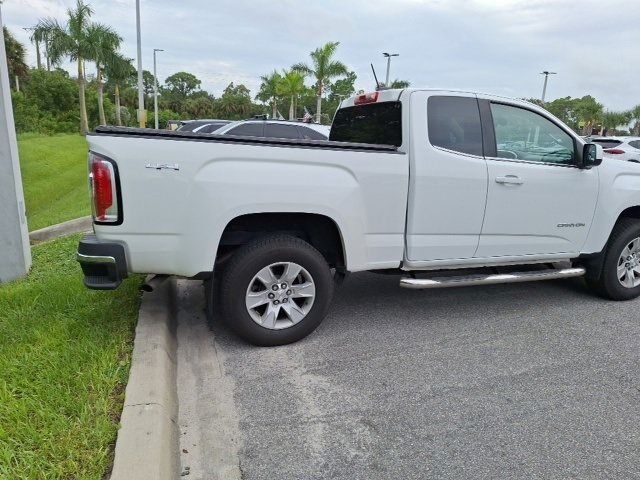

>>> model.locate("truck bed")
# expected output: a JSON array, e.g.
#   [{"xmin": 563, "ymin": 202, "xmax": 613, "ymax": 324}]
[{"xmin": 92, "ymin": 126, "xmax": 400, "ymax": 153}]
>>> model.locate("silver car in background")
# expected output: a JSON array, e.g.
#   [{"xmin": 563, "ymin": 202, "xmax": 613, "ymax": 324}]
[{"xmin": 588, "ymin": 136, "xmax": 640, "ymax": 163}]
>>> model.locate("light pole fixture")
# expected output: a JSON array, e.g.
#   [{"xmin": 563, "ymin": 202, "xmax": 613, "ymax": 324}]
[
  {"xmin": 540, "ymin": 71, "xmax": 557, "ymax": 103},
  {"xmin": 383, "ymin": 52, "xmax": 399, "ymax": 88},
  {"xmin": 153, "ymin": 48, "xmax": 163, "ymax": 129},
  {"xmin": 135, "ymin": 0, "xmax": 145, "ymax": 127}
]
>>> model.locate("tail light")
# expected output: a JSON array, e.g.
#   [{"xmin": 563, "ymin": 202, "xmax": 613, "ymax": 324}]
[
  {"xmin": 89, "ymin": 152, "xmax": 120, "ymax": 223},
  {"xmin": 603, "ymin": 148, "xmax": 625, "ymax": 155},
  {"xmin": 354, "ymin": 92, "xmax": 379, "ymax": 105}
]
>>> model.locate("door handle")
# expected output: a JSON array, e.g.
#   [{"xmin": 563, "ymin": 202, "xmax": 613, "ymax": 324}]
[{"xmin": 495, "ymin": 175, "xmax": 523, "ymax": 185}]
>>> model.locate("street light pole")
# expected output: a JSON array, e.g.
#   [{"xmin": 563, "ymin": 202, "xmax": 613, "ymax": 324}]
[
  {"xmin": 153, "ymin": 48, "xmax": 163, "ymax": 129},
  {"xmin": 135, "ymin": 0, "xmax": 145, "ymax": 127},
  {"xmin": 383, "ymin": 52, "xmax": 399, "ymax": 87},
  {"xmin": 540, "ymin": 70, "xmax": 557, "ymax": 103},
  {"xmin": 0, "ymin": 4, "xmax": 31, "ymax": 283}
]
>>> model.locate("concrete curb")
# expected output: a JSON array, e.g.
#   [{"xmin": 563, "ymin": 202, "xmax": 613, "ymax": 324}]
[
  {"xmin": 110, "ymin": 278, "xmax": 180, "ymax": 480},
  {"xmin": 29, "ymin": 216, "xmax": 92, "ymax": 244}
]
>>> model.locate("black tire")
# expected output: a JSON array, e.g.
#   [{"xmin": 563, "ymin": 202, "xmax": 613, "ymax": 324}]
[
  {"xmin": 218, "ymin": 235, "xmax": 333, "ymax": 346},
  {"xmin": 586, "ymin": 218, "xmax": 640, "ymax": 300}
]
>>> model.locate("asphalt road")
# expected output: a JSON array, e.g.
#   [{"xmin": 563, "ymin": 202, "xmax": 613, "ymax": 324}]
[{"xmin": 176, "ymin": 273, "xmax": 640, "ymax": 480}]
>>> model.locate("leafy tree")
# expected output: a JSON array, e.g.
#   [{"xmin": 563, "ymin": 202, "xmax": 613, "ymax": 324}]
[
  {"xmin": 574, "ymin": 95, "xmax": 604, "ymax": 135},
  {"xmin": 328, "ymin": 71, "xmax": 357, "ymax": 100},
  {"xmin": 277, "ymin": 70, "xmax": 306, "ymax": 120},
  {"xmin": 184, "ymin": 95, "xmax": 214, "ymax": 118},
  {"xmin": 86, "ymin": 22, "xmax": 121, "ymax": 125},
  {"xmin": 38, "ymin": 0, "xmax": 99, "ymax": 133},
  {"xmin": 600, "ymin": 111, "xmax": 631, "ymax": 135},
  {"xmin": 321, "ymin": 70, "xmax": 358, "ymax": 122},
  {"xmin": 544, "ymin": 95, "xmax": 604, "ymax": 134},
  {"xmin": 104, "ymin": 53, "xmax": 135, "ymax": 125},
  {"xmin": 218, "ymin": 82, "xmax": 253, "ymax": 119},
  {"xmin": 256, "ymin": 70, "xmax": 283, "ymax": 119},
  {"xmin": 293, "ymin": 41, "xmax": 348, "ymax": 122},
  {"xmin": 3, "ymin": 27, "xmax": 28, "ymax": 90},
  {"xmin": 164, "ymin": 71, "xmax": 201, "ymax": 97},
  {"xmin": 11, "ymin": 68, "xmax": 79, "ymax": 134},
  {"xmin": 630, "ymin": 105, "xmax": 640, "ymax": 135}
]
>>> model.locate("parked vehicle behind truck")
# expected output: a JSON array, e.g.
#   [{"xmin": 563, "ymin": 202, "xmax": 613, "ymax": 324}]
[{"xmin": 78, "ymin": 88, "xmax": 640, "ymax": 346}]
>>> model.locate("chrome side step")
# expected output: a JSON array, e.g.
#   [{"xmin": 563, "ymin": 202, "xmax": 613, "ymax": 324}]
[{"xmin": 399, "ymin": 267, "xmax": 585, "ymax": 289}]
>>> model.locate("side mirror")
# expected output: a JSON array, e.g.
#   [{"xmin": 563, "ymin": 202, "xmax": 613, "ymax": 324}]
[{"xmin": 580, "ymin": 143, "xmax": 603, "ymax": 169}]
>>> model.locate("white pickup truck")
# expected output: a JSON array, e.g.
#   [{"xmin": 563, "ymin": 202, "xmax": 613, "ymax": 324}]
[{"xmin": 78, "ymin": 88, "xmax": 640, "ymax": 346}]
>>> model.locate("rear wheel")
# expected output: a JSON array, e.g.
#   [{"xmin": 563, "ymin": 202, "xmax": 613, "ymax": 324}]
[
  {"xmin": 586, "ymin": 218, "xmax": 640, "ymax": 300},
  {"xmin": 218, "ymin": 235, "xmax": 333, "ymax": 346}
]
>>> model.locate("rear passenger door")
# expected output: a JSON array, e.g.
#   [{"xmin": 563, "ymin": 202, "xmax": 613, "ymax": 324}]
[{"xmin": 405, "ymin": 91, "xmax": 489, "ymax": 262}]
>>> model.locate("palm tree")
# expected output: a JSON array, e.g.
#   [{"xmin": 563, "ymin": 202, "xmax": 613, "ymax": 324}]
[
  {"xmin": 600, "ymin": 111, "xmax": 632, "ymax": 135},
  {"xmin": 387, "ymin": 79, "xmax": 410, "ymax": 89},
  {"xmin": 293, "ymin": 41, "xmax": 348, "ymax": 123},
  {"xmin": 104, "ymin": 53, "xmax": 134, "ymax": 126},
  {"xmin": 277, "ymin": 70, "xmax": 306, "ymax": 120},
  {"xmin": 38, "ymin": 0, "xmax": 96, "ymax": 134},
  {"xmin": 86, "ymin": 22, "xmax": 121, "ymax": 125},
  {"xmin": 256, "ymin": 70, "xmax": 282, "ymax": 119},
  {"xmin": 27, "ymin": 27, "xmax": 42, "ymax": 70}
]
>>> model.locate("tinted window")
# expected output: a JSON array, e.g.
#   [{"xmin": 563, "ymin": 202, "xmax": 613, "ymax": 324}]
[
  {"xmin": 491, "ymin": 103, "xmax": 575, "ymax": 164},
  {"xmin": 591, "ymin": 139, "xmax": 623, "ymax": 148},
  {"xmin": 298, "ymin": 126, "xmax": 327, "ymax": 140},
  {"xmin": 177, "ymin": 122, "xmax": 205, "ymax": 132},
  {"xmin": 264, "ymin": 123, "xmax": 301, "ymax": 139},
  {"xmin": 427, "ymin": 96, "xmax": 483, "ymax": 156},
  {"xmin": 198, "ymin": 122, "xmax": 227, "ymax": 133},
  {"xmin": 628, "ymin": 140, "xmax": 640, "ymax": 149},
  {"xmin": 330, "ymin": 101, "xmax": 402, "ymax": 146},
  {"xmin": 227, "ymin": 123, "xmax": 264, "ymax": 137}
]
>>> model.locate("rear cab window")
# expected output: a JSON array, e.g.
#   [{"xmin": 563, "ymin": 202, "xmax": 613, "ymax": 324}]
[{"xmin": 330, "ymin": 101, "xmax": 402, "ymax": 146}]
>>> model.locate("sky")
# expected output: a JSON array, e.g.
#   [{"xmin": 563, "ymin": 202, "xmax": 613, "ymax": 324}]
[{"xmin": 2, "ymin": 0, "xmax": 639, "ymax": 111}]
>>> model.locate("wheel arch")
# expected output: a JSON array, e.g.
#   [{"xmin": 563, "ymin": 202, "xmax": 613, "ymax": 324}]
[{"xmin": 215, "ymin": 212, "xmax": 347, "ymax": 272}]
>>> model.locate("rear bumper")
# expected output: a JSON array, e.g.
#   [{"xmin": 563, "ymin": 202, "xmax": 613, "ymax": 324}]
[{"xmin": 77, "ymin": 234, "xmax": 128, "ymax": 290}]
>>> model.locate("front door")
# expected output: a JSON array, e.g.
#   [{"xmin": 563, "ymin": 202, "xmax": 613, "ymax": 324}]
[{"xmin": 476, "ymin": 101, "xmax": 598, "ymax": 258}]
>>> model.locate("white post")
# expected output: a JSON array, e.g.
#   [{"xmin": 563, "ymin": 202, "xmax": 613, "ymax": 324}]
[
  {"xmin": 382, "ymin": 52, "xmax": 398, "ymax": 88},
  {"xmin": 0, "ymin": 4, "xmax": 31, "ymax": 283},
  {"xmin": 135, "ymin": 0, "xmax": 146, "ymax": 127},
  {"xmin": 385, "ymin": 56, "xmax": 391, "ymax": 87},
  {"xmin": 153, "ymin": 48, "xmax": 163, "ymax": 129}
]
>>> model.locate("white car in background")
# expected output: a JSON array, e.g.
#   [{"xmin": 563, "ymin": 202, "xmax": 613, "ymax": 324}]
[
  {"xmin": 214, "ymin": 119, "xmax": 329, "ymax": 140},
  {"xmin": 588, "ymin": 136, "xmax": 640, "ymax": 163}
]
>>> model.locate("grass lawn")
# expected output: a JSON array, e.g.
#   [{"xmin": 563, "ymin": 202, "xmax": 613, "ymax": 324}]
[
  {"xmin": 17, "ymin": 133, "xmax": 90, "ymax": 232},
  {"xmin": 0, "ymin": 234, "xmax": 141, "ymax": 479}
]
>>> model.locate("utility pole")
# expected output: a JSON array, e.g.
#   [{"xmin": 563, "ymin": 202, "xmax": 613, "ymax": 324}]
[
  {"xmin": 0, "ymin": 4, "xmax": 31, "ymax": 283},
  {"xmin": 135, "ymin": 0, "xmax": 146, "ymax": 127},
  {"xmin": 153, "ymin": 48, "xmax": 163, "ymax": 129},
  {"xmin": 540, "ymin": 70, "xmax": 556, "ymax": 103},
  {"xmin": 383, "ymin": 52, "xmax": 399, "ymax": 88}
]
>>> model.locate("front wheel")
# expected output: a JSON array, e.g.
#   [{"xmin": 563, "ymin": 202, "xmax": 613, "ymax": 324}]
[
  {"xmin": 586, "ymin": 218, "xmax": 640, "ymax": 300},
  {"xmin": 218, "ymin": 235, "xmax": 334, "ymax": 346}
]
